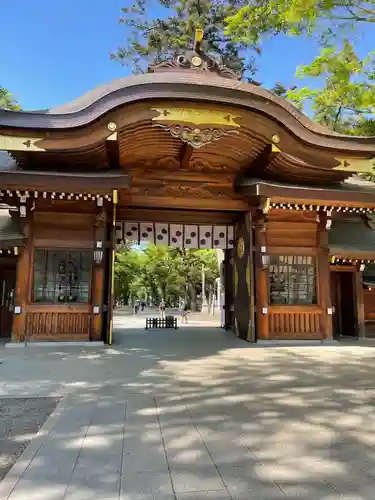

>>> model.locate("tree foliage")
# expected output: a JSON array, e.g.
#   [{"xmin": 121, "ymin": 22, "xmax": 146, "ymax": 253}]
[
  {"xmin": 0, "ymin": 87, "xmax": 20, "ymax": 110},
  {"xmin": 111, "ymin": 0, "xmax": 258, "ymax": 79},
  {"xmin": 114, "ymin": 244, "xmax": 219, "ymax": 307},
  {"xmin": 285, "ymin": 41, "xmax": 375, "ymax": 132},
  {"xmin": 225, "ymin": 0, "xmax": 375, "ymax": 46}
]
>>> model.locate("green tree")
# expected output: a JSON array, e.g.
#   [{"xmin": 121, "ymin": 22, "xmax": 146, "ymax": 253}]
[
  {"xmin": 114, "ymin": 245, "xmax": 145, "ymax": 304},
  {"xmin": 111, "ymin": 0, "xmax": 258, "ymax": 79},
  {"xmin": 285, "ymin": 41, "xmax": 375, "ymax": 132},
  {"xmin": 0, "ymin": 87, "xmax": 20, "ymax": 110},
  {"xmin": 225, "ymin": 0, "xmax": 375, "ymax": 46},
  {"xmin": 114, "ymin": 244, "xmax": 220, "ymax": 308}
]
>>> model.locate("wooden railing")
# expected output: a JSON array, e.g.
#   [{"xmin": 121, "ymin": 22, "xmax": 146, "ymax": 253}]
[
  {"xmin": 269, "ymin": 306, "xmax": 323, "ymax": 339},
  {"xmin": 26, "ymin": 308, "xmax": 91, "ymax": 340}
]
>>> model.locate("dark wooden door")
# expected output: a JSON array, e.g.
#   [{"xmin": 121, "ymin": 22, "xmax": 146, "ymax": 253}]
[
  {"xmin": 330, "ymin": 272, "xmax": 339, "ymax": 338},
  {"xmin": 233, "ymin": 213, "xmax": 255, "ymax": 341},
  {"xmin": 0, "ymin": 270, "xmax": 15, "ymax": 338},
  {"xmin": 339, "ymin": 272, "xmax": 357, "ymax": 336},
  {"xmin": 330, "ymin": 271, "xmax": 357, "ymax": 337}
]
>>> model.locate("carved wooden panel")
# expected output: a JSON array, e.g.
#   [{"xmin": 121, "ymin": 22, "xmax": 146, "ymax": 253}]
[
  {"xmin": 26, "ymin": 312, "xmax": 91, "ymax": 340},
  {"xmin": 269, "ymin": 309, "xmax": 322, "ymax": 339}
]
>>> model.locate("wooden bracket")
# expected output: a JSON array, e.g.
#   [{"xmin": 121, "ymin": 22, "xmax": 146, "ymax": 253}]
[{"xmin": 180, "ymin": 143, "xmax": 194, "ymax": 169}]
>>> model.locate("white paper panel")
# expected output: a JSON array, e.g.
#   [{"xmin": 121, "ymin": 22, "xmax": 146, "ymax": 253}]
[
  {"xmin": 199, "ymin": 226, "xmax": 213, "ymax": 249},
  {"xmin": 170, "ymin": 224, "xmax": 183, "ymax": 247},
  {"xmin": 116, "ymin": 222, "xmax": 124, "ymax": 242},
  {"xmin": 213, "ymin": 226, "xmax": 227, "ymax": 249},
  {"xmin": 227, "ymin": 226, "xmax": 234, "ymax": 249},
  {"xmin": 122, "ymin": 222, "xmax": 235, "ymax": 249},
  {"xmin": 155, "ymin": 223, "xmax": 169, "ymax": 245},
  {"xmin": 140, "ymin": 222, "xmax": 155, "ymax": 244},
  {"xmin": 184, "ymin": 225, "xmax": 198, "ymax": 248},
  {"xmin": 124, "ymin": 222, "xmax": 139, "ymax": 243}
]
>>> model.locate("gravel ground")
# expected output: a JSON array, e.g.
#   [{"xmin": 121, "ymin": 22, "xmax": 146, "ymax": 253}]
[{"xmin": 0, "ymin": 397, "xmax": 60, "ymax": 481}]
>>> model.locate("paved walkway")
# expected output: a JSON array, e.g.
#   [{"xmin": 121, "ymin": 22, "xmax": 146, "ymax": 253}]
[{"xmin": 1, "ymin": 313, "xmax": 375, "ymax": 498}]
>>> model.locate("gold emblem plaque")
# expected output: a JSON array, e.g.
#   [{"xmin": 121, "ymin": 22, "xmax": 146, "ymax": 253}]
[{"xmin": 237, "ymin": 237, "xmax": 245, "ymax": 259}]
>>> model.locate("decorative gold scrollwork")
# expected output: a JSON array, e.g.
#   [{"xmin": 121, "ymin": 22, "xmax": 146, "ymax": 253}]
[
  {"xmin": 155, "ymin": 123, "xmax": 238, "ymax": 149},
  {"xmin": 237, "ymin": 237, "xmax": 245, "ymax": 259}
]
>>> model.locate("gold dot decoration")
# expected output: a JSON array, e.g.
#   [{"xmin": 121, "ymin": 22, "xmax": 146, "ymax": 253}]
[
  {"xmin": 191, "ymin": 56, "xmax": 202, "ymax": 67},
  {"xmin": 107, "ymin": 122, "xmax": 117, "ymax": 132},
  {"xmin": 237, "ymin": 237, "xmax": 245, "ymax": 258},
  {"xmin": 272, "ymin": 134, "xmax": 280, "ymax": 144}
]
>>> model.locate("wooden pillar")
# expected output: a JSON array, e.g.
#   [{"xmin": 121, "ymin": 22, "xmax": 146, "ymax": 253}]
[
  {"xmin": 233, "ymin": 212, "xmax": 254, "ymax": 341},
  {"xmin": 106, "ymin": 190, "xmax": 118, "ymax": 345},
  {"xmin": 317, "ymin": 211, "xmax": 333, "ymax": 339},
  {"xmin": 223, "ymin": 249, "xmax": 233, "ymax": 329},
  {"xmin": 255, "ymin": 217, "xmax": 269, "ymax": 340},
  {"xmin": 355, "ymin": 268, "xmax": 365, "ymax": 338},
  {"xmin": 91, "ymin": 209, "xmax": 107, "ymax": 341},
  {"xmin": 12, "ymin": 216, "xmax": 33, "ymax": 342}
]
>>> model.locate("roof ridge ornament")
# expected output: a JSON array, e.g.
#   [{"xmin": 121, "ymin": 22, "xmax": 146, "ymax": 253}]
[{"xmin": 148, "ymin": 28, "xmax": 241, "ymax": 81}]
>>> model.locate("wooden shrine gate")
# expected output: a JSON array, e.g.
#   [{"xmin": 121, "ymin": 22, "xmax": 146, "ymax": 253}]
[{"xmin": 114, "ymin": 214, "xmax": 256, "ymax": 342}]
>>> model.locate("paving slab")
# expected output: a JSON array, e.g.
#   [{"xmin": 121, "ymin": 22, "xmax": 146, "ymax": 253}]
[{"xmin": 120, "ymin": 469, "xmax": 174, "ymax": 499}]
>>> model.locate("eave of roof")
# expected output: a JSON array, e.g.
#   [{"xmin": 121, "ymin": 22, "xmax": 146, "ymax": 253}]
[
  {"xmin": 240, "ymin": 176, "xmax": 375, "ymax": 205},
  {"xmin": 0, "ymin": 152, "xmax": 129, "ymax": 192},
  {"xmin": 1, "ymin": 71, "xmax": 375, "ymax": 155},
  {"xmin": 329, "ymin": 217, "xmax": 375, "ymax": 258},
  {"xmin": 0, "ymin": 209, "xmax": 24, "ymax": 248}
]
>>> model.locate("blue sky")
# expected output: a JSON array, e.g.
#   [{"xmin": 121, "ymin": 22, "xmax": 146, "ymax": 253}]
[{"xmin": 1, "ymin": 1, "xmax": 374, "ymax": 110}]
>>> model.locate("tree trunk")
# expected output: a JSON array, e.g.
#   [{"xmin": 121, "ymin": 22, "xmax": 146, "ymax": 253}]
[{"xmin": 189, "ymin": 283, "xmax": 197, "ymax": 311}]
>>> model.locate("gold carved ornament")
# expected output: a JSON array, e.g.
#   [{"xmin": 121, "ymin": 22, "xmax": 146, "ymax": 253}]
[
  {"xmin": 234, "ymin": 264, "xmax": 238, "ymax": 297},
  {"xmin": 246, "ymin": 264, "xmax": 251, "ymax": 297},
  {"xmin": 333, "ymin": 157, "xmax": 375, "ymax": 174},
  {"xmin": 152, "ymin": 107, "xmax": 241, "ymax": 149},
  {"xmin": 0, "ymin": 135, "xmax": 45, "ymax": 152},
  {"xmin": 237, "ymin": 236, "xmax": 245, "ymax": 259},
  {"xmin": 155, "ymin": 124, "xmax": 237, "ymax": 149}
]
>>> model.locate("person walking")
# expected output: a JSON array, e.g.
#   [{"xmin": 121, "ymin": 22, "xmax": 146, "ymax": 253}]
[
  {"xmin": 179, "ymin": 299, "xmax": 189, "ymax": 324},
  {"xmin": 134, "ymin": 300, "xmax": 139, "ymax": 314},
  {"xmin": 159, "ymin": 299, "xmax": 166, "ymax": 319}
]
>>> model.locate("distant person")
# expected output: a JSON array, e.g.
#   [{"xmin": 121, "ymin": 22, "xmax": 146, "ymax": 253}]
[
  {"xmin": 159, "ymin": 299, "xmax": 166, "ymax": 319},
  {"xmin": 141, "ymin": 301, "xmax": 145, "ymax": 312},
  {"xmin": 134, "ymin": 300, "xmax": 140, "ymax": 314},
  {"xmin": 180, "ymin": 300, "xmax": 189, "ymax": 324}
]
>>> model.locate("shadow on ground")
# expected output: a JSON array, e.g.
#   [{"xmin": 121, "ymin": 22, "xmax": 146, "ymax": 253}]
[{"xmin": 1, "ymin": 311, "xmax": 375, "ymax": 498}]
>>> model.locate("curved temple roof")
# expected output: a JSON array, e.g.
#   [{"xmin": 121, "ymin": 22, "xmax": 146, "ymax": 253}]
[
  {"xmin": 0, "ymin": 61, "xmax": 375, "ymax": 156},
  {"xmin": 1, "ymin": 49, "xmax": 375, "ymax": 200}
]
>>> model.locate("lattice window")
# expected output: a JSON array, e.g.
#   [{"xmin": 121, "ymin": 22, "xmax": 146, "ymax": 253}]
[
  {"xmin": 268, "ymin": 255, "xmax": 317, "ymax": 305},
  {"xmin": 33, "ymin": 249, "xmax": 91, "ymax": 303}
]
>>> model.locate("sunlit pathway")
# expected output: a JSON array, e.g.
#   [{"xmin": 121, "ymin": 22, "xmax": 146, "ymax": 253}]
[{"xmin": 1, "ymin": 311, "xmax": 375, "ymax": 498}]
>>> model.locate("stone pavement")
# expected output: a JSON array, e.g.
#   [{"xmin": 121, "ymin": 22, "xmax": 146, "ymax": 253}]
[{"xmin": 1, "ymin": 313, "xmax": 375, "ymax": 498}]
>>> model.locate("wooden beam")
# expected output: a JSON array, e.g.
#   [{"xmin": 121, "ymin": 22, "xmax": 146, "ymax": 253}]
[
  {"xmin": 105, "ymin": 136, "xmax": 120, "ymax": 170},
  {"xmin": 180, "ymin": 143, "xmax": 194, "ymax": 169},
  {"xmin": 236, "ymin": 144, "xmax": 279, "ymax": 186},
  {"xmin": 116, "ymin": 208, "xmax": 240, "ymax": 224},
  {"xmin": 124, "ymin": 194, "xmax": 248, "ymax": 211}
]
